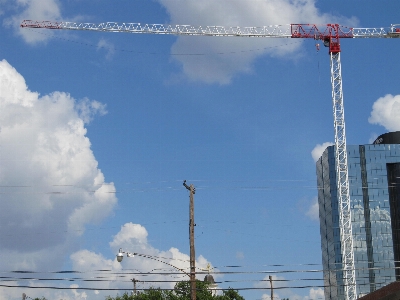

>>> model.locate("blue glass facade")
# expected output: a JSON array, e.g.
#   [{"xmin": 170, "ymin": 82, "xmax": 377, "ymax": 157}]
[{"xmin": 317, "ymin": 142, "xmax": 400, "ymax": 299}]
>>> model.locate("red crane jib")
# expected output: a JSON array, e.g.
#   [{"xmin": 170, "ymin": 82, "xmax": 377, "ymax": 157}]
[{"xmin": 291, "ymin": 24, "xmax": 353, "ymax": 53}]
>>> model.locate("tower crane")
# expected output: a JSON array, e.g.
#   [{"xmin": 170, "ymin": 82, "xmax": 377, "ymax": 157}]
[{"xmin": 20, "ymin": 20, "xmax": 400, "ymax": 300}]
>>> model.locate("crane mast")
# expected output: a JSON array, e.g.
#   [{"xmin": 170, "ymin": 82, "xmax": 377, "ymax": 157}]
[
  {"xmin": 330, "ymin": 50, "xmax": 356, "ymax": 300},
  {"xmin": 295, "ymin": 23, "xmax": 356, "ymax": 300},
  {"xmin": 21, "ymin": 20, "xmax": 400, "ymax": 300}
]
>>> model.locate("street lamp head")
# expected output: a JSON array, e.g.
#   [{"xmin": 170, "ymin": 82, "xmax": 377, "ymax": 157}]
[{"xmin": 117, "ymin": 248, "xmax": 124, "ymax": 263}]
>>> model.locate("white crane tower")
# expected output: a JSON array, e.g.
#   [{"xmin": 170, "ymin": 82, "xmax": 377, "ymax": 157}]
[{"xmin": 21, "ymin": 20, "xmax": 400, "ymax": 300}]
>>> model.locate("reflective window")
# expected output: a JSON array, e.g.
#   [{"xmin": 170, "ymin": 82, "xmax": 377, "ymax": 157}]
[{"xmin": 317, "ymin": 144, "xmax": 400, "ymax": 299}]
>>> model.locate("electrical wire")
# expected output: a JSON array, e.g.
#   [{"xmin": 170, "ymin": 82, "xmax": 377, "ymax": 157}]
[
  {"xmin": 0, "ymin": 177, "xmax": 391, "ymax": 194},
  {"xmin": 24, "ymin": 28, "xmax": 303, "ymax": 57},
  {"xmin": 1, "ymin": 265, "xmax": 398, "ymax": 279}
]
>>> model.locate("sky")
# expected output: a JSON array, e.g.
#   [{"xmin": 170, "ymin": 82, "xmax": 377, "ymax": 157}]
[{"xmin": 1, "ymin": 1, "xmax": 400, "ymax": 299}]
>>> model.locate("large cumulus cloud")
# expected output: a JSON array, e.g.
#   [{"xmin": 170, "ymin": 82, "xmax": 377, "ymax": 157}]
[
  {"xmin": 0, "ymin": 59, "xmax": 117, "ymax": 273},
  {"xmin": 5, "ymin": 0, "xmax": 358, "ymax": 83},
  {"xmin": 0, "ymin": 62, "xmax": 213, "ymax": 299},
  {"xmin": 159, "ymin": 0, "xmax": 358, "ymax": 84}
]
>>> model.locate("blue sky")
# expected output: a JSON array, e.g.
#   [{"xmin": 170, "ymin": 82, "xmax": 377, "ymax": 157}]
[{"xmin": 1, "ymin": 1, "xmax": 400, "ymax": 299}]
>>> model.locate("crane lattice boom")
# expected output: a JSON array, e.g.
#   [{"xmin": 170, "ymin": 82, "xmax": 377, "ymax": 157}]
[
  {"xmin": 20, "ymin": 19, "xmax": 400, "ymax": 300},
  {"xmin": 21, "ymin": 20, "xmax": 400, "ymax": 39}
]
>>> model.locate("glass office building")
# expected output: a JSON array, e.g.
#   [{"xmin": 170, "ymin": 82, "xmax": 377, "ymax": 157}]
[{"xmin": 317, "ymin": 131, "xmax": 400, "ymax": 299}]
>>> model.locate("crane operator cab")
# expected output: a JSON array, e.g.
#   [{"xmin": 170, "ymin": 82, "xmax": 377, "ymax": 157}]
[{"xmin": 388, "ymin": 24, "xmax": 400, "ymax": 37}]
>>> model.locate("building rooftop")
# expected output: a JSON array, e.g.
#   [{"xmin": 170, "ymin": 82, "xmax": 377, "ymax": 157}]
[{"xmin": 373, "ymin": 131, "xmax": 400, "ymax": 145}]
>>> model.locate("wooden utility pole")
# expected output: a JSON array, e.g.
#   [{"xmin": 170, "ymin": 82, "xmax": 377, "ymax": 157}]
[
  {"xmin": 183, "ymin": 180, "xmax": 196, "ymax": 300},
  {"xmin": 269, "ymin": 275, "xmax": 274, "ymax": 300},
  {"xmin": 131, "ymin": 278, "xmax": 138, "ymax": 295}
]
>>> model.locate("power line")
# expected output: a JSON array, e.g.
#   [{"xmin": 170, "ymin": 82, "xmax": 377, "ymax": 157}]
[
  {"xmin": 3, "ymin": 265, "xmax": 399, "ymax": 278},
  {"xmin": 24, "ymin": 28, "xmax": 303, "ymax": 56}
]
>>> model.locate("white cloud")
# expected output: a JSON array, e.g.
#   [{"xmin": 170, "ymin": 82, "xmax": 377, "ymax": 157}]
[
  {"xmin": 158, "ymin": 0, "xmax": 358, "ymax": 84},
  {"xmin": 70, "ymin": 284, "xmax": 88, "ymax": 300},
  {"xmin": 257, "ymin": 274, "xmax": 324, "ymax": 299},
  {"xmin": 369, "ymin": 94, "xmax": 400, "ymax": 131},
  {"xmin": 7, "ymin": 0, "xmax": 358, "ymax": 82},
  {"xmin": 75, "ymin": 97, "xmax": 108, "ymax": 124},
  {"xmin": 306, "ymin": 196, "xmax": 319, "ymax": 221},
  {"xmin": 108, "ymin": 223, "xmax": 214, "ymax": 279},
  {"xmin": 97, "ymin": 38, "xmax": 116, "ymax": 60},
  {"xmin": 308, "ymin": 288, "xmax": 325, "ymax": 299},
  {"xmin": 311, "ymin": 142, "xmax": 333, "ymax": 162},
  {"xmin": 67, "ymin": 223, "xmax": 216, "ymax": 298},
  {"xmin": 0, "ymin": 55, "xmax": 217, "ymax": 300},
  {"xmin": 0, "ymin": 59, "xmax": 117, "ymax": 298},
  {"xmin": 4, "ymin": 0, "xmax": 62, "ymax": 44}
]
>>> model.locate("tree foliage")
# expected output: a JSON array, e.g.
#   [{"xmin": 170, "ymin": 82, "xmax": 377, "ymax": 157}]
[
  {"xmin": 218, "ymin": 288, "xmax": 245, "ymax": 300},
  {"xmin": 105, "ymin": 280, "xmax": 244, "ymax": 300},
  {"xmin": 105, "ymin": 287, "xmax": 173, "ymax": 300},
  {"xmin": 173, "ymin": 280, "xmax": 213, "ymax": 300}
]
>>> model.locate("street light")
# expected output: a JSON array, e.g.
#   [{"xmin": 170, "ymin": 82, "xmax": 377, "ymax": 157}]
[
  {"xmin": 116, "ymin": 248, "xmax": 135, "ymax": 262},
  {"xmin": 116, "ymin": 248, "xmax": 190, "ymax": 277},
  {"xmin": 116, "ymin": 249, "xmax": 124, "ymax": 262}
]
